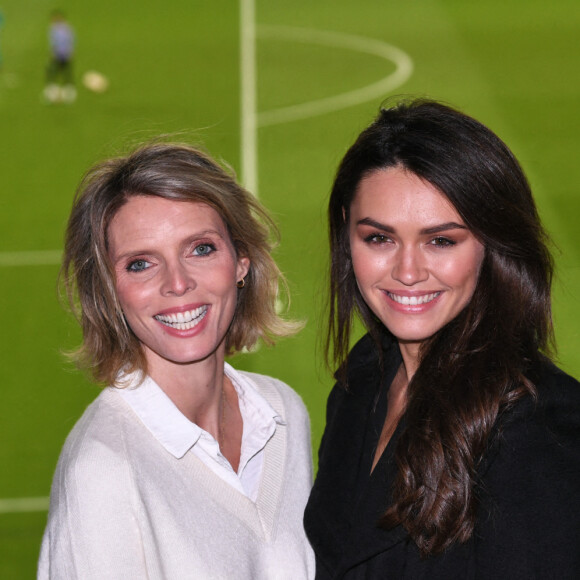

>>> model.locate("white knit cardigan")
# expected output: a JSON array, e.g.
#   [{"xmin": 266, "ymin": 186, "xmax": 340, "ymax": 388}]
[{"xmin": 38, "ymin": 370, "xmax": 315, "ymax": 579}]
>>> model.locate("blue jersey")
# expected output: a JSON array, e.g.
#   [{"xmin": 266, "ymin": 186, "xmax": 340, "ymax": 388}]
[{"xmin": 49, "ymin": 22, "xmax": 74, "ymax": 60}]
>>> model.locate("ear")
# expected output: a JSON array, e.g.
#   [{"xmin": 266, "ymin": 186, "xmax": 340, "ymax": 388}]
[
  {"xmin": 236, "ymin": 256, "xmax": 250, "ymax": 282},
  {"xmin": 342, "ymin": 206, "xmax": 347, "ymax": 223}
]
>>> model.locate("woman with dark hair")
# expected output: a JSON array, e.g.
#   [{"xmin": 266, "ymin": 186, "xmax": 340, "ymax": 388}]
[
  {"xmin": 304, "ymin": 99, "xmax": 580, "ymax": 578},
  {"xmin": 38, "ymin": 142, "xmax": 314, "ymax": 579}
]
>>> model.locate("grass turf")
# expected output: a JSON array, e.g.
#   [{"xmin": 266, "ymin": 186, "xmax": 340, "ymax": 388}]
[{"xmin": 1, "ymin": 0, "xmax": 579, "ymax": 576}]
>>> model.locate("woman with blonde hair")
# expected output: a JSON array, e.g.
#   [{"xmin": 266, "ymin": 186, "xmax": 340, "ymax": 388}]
[{"xmin": 39, "ymin": 142, "xmax": 314, "ymax": 579}]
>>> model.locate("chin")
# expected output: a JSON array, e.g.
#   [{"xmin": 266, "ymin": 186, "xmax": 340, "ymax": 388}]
[{"xmin": 386, "ymin": 327, "xmax": 439, "ymax": 345}]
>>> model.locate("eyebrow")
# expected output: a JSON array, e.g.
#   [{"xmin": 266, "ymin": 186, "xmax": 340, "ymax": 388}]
[
  {"xmin": 356, "ymin": 217, "xmax": 468, "ymax": 235},
  {"xmin": 111, "ymin": 229, "xmax": 226, "ymax": 262}
]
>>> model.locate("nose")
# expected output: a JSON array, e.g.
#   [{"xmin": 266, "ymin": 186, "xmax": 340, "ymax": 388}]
[
  {"xmin": 391, "ymin": 245, "xmax": 428, "ymax": 286},
  {"xmin": 161, "ymin": 261, "xmax": 196, "ymax": 296}
]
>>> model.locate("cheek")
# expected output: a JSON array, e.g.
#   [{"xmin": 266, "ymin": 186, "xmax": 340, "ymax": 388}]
[
  {"xmin": 351, "ymin": 246, "xmax": 389, "ymax": 285},
  {"xmin": 444, "ymin": 248, "xmax": 485, "ymax": 294},
  {"xmin": 207, "ymin": 265, "xmax": 241, "ymax": 309},
  {"xmin": 115, "ymin": 279, "xmax": 148, "ymax": 315},
  {"xmin": 350, "ymin": 252, "xmax": 370, "ymax": 291}
]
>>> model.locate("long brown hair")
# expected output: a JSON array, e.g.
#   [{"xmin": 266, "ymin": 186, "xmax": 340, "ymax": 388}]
[{"xmin": 327, "ymin": 99, "xmax": 554, "ymax": 556}]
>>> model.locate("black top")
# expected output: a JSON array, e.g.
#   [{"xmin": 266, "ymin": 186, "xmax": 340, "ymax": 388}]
[{"xmin": 304, "ymin": 333, "xmax": 580, "ymax": 579}]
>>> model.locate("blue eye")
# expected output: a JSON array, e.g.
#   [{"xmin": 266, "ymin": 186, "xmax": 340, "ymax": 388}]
[
  {"xmin": 127, "ymin": 259, "xmax": 151, "ymax": 272},
  {"xmin": 193, "ymin": 243, "xmax": 216, "ymax": 256}
]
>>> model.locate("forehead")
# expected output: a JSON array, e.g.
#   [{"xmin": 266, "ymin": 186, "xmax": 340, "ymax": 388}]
[
  {"xmin": 351, "ymin": 167, "xmax": 463, "ymax": 224},
  {"xmin": 107, "ymin": 196, "xmax": 228, "ymax": 246},
  {"xmin": 114, "ymin": 195, "xmax": 225, "ymax": 225}
]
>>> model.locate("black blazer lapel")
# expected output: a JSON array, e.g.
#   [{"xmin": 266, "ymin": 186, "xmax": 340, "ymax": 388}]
[
  {"xmin": 307, "ymin": 333, "xmax": 408, "ymax": 576},
  {"xmin": 306, "ymin": 356, "xmax": 383, "ymax": 574},
  {"xmin": 337, "ymin": 418, "xmax": 409, "ymax": 574}
]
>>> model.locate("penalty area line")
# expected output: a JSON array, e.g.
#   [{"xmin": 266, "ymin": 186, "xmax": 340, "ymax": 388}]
[{"xmin": 0, "ymin": 496, "xmax": 49, "ymax": 514}]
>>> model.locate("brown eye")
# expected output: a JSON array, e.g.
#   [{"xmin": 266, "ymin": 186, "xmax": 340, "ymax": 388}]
[
  {"xmin": 364, "ymin": 233, "xmax": 390, "ymax": 244},
  {"xmin": 430, "ymin": 237, "xmax": 456, "ymax": 247}
]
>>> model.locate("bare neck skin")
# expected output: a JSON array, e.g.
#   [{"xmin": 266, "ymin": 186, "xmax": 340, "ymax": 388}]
[
  {"xmin": 146, "ymin": 345, "xmax": 243, "ymax": 472},
  {"xmin": 371, "ymin": 341, "xmax": 419, "ymax": 473}
]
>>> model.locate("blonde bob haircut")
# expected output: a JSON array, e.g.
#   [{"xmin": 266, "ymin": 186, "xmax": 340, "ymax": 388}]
[{"xmin": 61, "ymin": 141, "xmax": 297, "ymax": 386}]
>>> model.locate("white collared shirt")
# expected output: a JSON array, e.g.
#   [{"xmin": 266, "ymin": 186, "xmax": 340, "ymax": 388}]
[{"xmin": 117, "ymin": 362, "xmax": 284, "ymax": 502}]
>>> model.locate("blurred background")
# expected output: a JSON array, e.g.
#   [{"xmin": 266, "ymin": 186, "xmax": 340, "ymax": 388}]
[{"xmin": 1, "ymin": 0, "xmax": 579, "ymax": 575}]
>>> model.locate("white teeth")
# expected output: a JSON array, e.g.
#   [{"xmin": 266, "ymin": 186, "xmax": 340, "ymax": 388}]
[
  {"xmin": 388, "ymin": 292, "xmax": 441, "ymax": 305},
  {"xmin": 154, "ymin": 306, "xmax": 208, "ymax": 329}
]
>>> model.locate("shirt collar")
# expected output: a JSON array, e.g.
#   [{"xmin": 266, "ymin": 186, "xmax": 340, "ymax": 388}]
[
  {"xmin": 117, "ymin": 372, "xmax": 202, "ymax": 459},
  {"xmin": 116, "ymin": 364, "xmax": 283, "ymax": 460},
  {"xmin": 224, "ymin": 362, "xmax": 285, "ymax": 425}
]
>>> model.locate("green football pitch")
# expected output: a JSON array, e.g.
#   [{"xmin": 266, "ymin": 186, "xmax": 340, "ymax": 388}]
[{"xmin": 1, "ymin": 0, "xmax": 580, "ymax": 575}]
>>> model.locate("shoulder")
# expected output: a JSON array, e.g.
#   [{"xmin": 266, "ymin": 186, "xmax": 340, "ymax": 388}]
[
  {"xmin": 503, "ymin": 359, "xmax": 580, "ymax": 434},
  {"xmin": 324, "ymin": 334, "xmax": 381, "ymax": 416},
  {"xmin": 42, "ymin": 391, "xmax": 149, "ymax": 577},
  {"xmin": 484, "ymin": 359, "xmax": 580, "ymax": 485},
  {"xmin": 474, "ymin": 362, "xmax": 580, "ymax": 564},
  {"xmin": 45, "ymin": 390, "xmax": 140, "ymax": 537},
  {"xmin": 64, "ymin": 387, "xmax": 133, "ymax": 441},
  {"xmin": 53, "ymin": 389, "xmax": 137, "ymax": 484},
  {"xmin": 343, "ymin": 332, "xmax": 399, "ymax": 378},
  {"xmin": 344, "ymin": 333, "xmax": 380, "ymax": 372},
  {"xmin": 328, "ymin": 333, "xmax": 399, "ymax": 407},
  {"xmin": 534, "ymin": 358, "xmax": 580, "ymax": 405},
  {"xmin": 530, "ymin": 359, "xmax": 580, "ymax": 439}
]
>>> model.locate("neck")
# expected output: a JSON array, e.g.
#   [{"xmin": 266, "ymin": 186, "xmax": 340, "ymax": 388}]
[
  {"xmin": 146, "ymin": 347, "xmax": 227, "ymax": 438},
  {"xmin": 397, "ymin": 340, "xmax": 421, "ymax": 383},
  {"xmin": 145, "ymin": 345, "xmax": 243, "ymax": 472}
]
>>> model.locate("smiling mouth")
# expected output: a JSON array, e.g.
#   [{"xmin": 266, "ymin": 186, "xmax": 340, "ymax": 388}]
[
  {"xmin": 387, "ymin": 292, "xmax": 441, "ymax": 306},
  {"xmin": 154, "ymin": 305, "xmax": 208, "ymax": 330}
]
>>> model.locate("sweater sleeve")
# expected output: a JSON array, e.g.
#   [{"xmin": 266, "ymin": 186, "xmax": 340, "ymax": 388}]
[
  {"xmin": 472, "ymin": 369, "xmax": 580, "ymax": 579},
  {"xmin": 38, "ymin": 399, "xmax": 148, "ymax": 580}
]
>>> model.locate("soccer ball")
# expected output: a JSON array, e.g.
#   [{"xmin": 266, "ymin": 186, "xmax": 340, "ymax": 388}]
[{"xmin": 82, "ymin": 71, "xmax": 109, "ymax": 93}]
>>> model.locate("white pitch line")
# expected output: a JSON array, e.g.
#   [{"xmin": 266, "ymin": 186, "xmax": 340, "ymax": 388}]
[
  {"xmin": 0, "ymin": 250, "xmax": 62, "ymax": 267},
  {"xmin": 0, "ymin": 496, "xmax": 49, "ymax": 513},
  {"xmin": 256, "ymin": 25, "xmax": 414, "ymax": 127},
  {"xmin": 240, "ymin": 0, "xmax": 259, "ymax": 197}
]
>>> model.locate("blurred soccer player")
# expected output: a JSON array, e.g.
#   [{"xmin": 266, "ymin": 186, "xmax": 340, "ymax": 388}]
[{"xmin": 43, "ymin": 10, "xmax": 75, "ymax": 104}]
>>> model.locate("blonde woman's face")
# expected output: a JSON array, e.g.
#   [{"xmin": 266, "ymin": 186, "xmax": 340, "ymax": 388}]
[{"xmin": 107, "ymin": 196, "xmax": 249, "ymax": 374}]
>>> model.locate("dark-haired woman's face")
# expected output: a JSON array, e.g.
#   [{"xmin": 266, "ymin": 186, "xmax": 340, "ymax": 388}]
[{"xmin": 348, "ymin": 167, "xmax": 484, "ymax": 356}]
